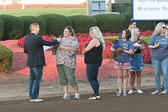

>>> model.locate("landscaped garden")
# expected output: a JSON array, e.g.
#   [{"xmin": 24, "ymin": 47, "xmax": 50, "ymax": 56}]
[{"xmin": 0, "ymin": 8, "xmax": 157, "ymax": 81}]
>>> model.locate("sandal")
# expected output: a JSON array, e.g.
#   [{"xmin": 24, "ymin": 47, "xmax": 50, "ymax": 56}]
[{"xmin": 88, "ymin": 96, "xmax": 101, "ymax": 100}]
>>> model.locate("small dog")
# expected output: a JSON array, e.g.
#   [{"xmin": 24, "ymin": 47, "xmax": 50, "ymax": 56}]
[
  {"xmin": 133, "ymin": 39, "xmax": 144, "ymax": 53},
  {"xmin": 111, "ymin": 39, "xmax": 124, "ymax": 59}
]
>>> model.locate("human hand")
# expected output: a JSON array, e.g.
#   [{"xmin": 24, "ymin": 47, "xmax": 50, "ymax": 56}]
[
  {"xmin": 57, "ymin": 38, "xmax": 62, "ymax": 42},
  {"xmin": 82, "ymin": 49, "xmax": 86, "ymax": 55},
  {"xmin": 154, "ymin": 42, "xmax": 159, "ymax": 48},
  {"xmin": 59, "ymin": 45, "xmax": 69, "ymax": 51},
  {"xmin": 51, "ymin": 37, "xmax": 57, "ymax": 40}
]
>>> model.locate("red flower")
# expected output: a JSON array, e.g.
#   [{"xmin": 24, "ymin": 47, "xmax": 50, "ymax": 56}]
[{"xmin": 17, "ymin": 31, "xmax": 152, "ymax": 64}]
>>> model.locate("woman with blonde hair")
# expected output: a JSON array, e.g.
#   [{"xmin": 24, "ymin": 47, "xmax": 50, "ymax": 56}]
[
  {"xmin": 82, "ymin": 26, "xmax": 105, "ymax": 100},
  {"xmin": 128, "ymin": 27, "xmax": 144, "ymax": 95},
  {"xmin": 148, "ymin": 22, "xmax": 168, "ymax": 95}
]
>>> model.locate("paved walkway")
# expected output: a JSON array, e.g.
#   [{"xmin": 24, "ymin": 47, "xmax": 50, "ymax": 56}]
[{"xmin": 0, "ymin": 72, "xmax": 158, "ymax": 102}]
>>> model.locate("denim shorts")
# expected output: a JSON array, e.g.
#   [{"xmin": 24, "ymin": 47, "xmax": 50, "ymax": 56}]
[
  {"xmin": 129, "ymin": 53, "xmax": 144, "ymax": 72},
  {"xmin": 57, "ymin": 65, "xmax": 77, "ymax": 86},
  {"xmin": 114, "ymin": 61, "xmax": 131, "ymax": 70}
]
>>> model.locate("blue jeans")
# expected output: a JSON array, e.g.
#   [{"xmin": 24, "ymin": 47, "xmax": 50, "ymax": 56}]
[
  {"xmin": 29, "ymin": 66, "xmax": 43, "ymax": 99},
  {"xmin": 86, "ymin": 63, "xmax": 101, "ymax": 96},
  {"xmin": 151, "ymin": 58, "xmax": 168, "ymax": 90}
]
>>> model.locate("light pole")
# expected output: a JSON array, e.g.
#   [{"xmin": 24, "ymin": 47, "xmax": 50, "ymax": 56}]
[
  {"xmin": 86, "ymin": 0, "xmax": 91, "ymax": 16},
  {"xmin": 3, "ymin": 0, "xmax": 6, "ymax": 10},
  {"xmin": 22, "ymin": 0, "xmax": 25, "ymax": 9},
  {"xmin": 107, "ymin": 0, "xmax": 111, "ymax": 12}
]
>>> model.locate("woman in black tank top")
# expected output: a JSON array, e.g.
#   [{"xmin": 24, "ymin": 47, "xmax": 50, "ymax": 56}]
[{"xmin": 82, "ymin": 26, "xmax": 105, "ymax": 100}]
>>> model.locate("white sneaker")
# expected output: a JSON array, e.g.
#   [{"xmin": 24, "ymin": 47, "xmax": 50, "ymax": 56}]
[
  {"xmin": 137, "ymin": 89, "xmax": 143, "ymax": 94},
  {"xmin": 161, "ymin": 89, "xmax": 167, "ymax": 95},
  {"xmin": 128, "ymin": 90, "xmax": 134, "ymax": 94},
  {"xmin": 62, "ymin": 94, "xmax": 70, "ymax": 100},
  {"xmin": 74, "ymin": 93, "xmax": 80, "ymax": 100},
  {"xmin": 151, "ymin": 90, "xmax": 160, "ymax": 95},
  {"xmin": 30, "ymin": 99, "xmax": 44, "ymax": 102}
]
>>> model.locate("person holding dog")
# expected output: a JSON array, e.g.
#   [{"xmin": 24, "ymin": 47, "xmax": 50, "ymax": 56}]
[
  {"xmin": 53, "ymin": 26, "xmax": 80, "ymax": 100},
  {"xmin": 128, "ymin": 27, "xmax": 144, "ymax": 94},
  {"xmin": 113, "ymin": 29, "xmax": 134, "ymax": 96}
]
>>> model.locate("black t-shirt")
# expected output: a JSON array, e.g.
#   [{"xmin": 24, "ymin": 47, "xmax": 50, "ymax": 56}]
[
  {"xmin": 134, "ymin": 37, "xmax": 142, "ymax": 54},
  {"xmin": 84, "ymin": 42, "xmax": 103, "ymax": 64}
]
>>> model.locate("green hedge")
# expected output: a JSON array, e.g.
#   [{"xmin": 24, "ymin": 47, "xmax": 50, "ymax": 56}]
[
  {"xmin": 121, "ymin": 12, "xmax": 132, "ymax": 28},
  {"xmin": 137, "ymin": 21, "xmax": 154, "ymax": 31},
  {"xmin": 122, "ymin": 12, "xmax": 154, "ymax": 31},
  {"xmin": 68, "ymin": 15, "xmax": 97, "ymax": 33},
  {"xmin": 94, "ymin": 14, "xmax": 127, "ymax": 33},
  {"xmin": 0, "ymin": 44, "xmax": 13, "ymax": 72},
  {"xmin": 20, "ymin": 16, "xmax": 47, "ymax": 36},
  {"xmin": 0, "ymin": 15, "xmax": 24, "ymax": 40},
  {"xmin": 0, "ymin": 18, "xmax": 4, "ymax": 40},
  {"xmin": 39, "ymin": 14, "xmax": 72, "ymax": 36}
]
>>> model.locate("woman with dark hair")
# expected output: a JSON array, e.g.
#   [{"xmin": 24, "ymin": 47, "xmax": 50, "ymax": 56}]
[
  {"xmin": 53, "ymin": 26, "xmax": 80, "ymax": 100},
  {"xmin": 112, "ymin": 29, "xmax": 134, "ymax": 96}
]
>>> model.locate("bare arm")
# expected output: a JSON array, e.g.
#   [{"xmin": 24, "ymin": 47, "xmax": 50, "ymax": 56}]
[
  {"xmin": 82, "ymin": 39, "xmax": 100, "ymax": 54},
  {"xmin": 123, "ymin": 49, "xmax": 134, "ymax": 55}
]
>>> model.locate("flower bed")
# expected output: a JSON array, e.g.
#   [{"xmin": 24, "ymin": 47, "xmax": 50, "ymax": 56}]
[
  {"xmin": 0, "ymin": 38, "xmax": 153, "ymax": 81},
  {"xmin": 17, "ymin": 31, "xmax": 153, "ymax": 64}
]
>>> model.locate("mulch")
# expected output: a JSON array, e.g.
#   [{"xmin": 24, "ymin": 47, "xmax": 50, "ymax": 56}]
[{"xmin": 0, "ymin": 40, "xmax": 154, "ymax": 81}]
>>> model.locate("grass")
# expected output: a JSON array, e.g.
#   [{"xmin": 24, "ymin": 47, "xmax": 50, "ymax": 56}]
[
  {"xmin": 0, "ymin": 8, "xmax": 86, "ymax": 17},
  {"xmin": 141, "ymin": 36, "xmax": 151, "ymax": 45},
  {"xmin": 104, "ymin": 36, "xmax": 119, "ymax": 41}
]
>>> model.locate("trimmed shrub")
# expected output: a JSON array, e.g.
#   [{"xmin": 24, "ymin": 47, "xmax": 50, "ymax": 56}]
[
  {"xmin": 122, "ymin": 12, "xmax": 154, "ymax": 31},
  {"xmin": 137, "ymin": 21, "xmax": 154, "ymax": 31},
  {"xmin": 39, "ymin": 14, "xmax": 72, "ymax": 36},
  {"xmin": 0, "ymin": 44, "xmax": 13, "ymax": 72},
  {"xmin": 94, "ymin": 14, "xmax": 127, "ymax": 33},
  {"xmin": 20, "ymin": 16, "xmax": 47, "ymax": 36},
  {"xmin": 0, "ymin": 18, "xmax": 4, "ymax": 40},
  {"xmin": 68, "ymin": 15, "xmax": 97, "ymax": 33},
  {"xmin": 0, "ymin": 15, "xmax": 24, "ymax": 40},
  {"xmin": 121, "ymin": 12, "xmax": 132, "ymax": 28}
]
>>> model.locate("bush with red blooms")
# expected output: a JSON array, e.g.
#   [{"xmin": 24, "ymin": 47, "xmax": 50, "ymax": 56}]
[
  {"xmin": 17, "ymin": 31, "xmax": 152, "ymax": 63},
  {"xmin": 141, "ymin": 45, "xmax": 151, "ymax": 64}
]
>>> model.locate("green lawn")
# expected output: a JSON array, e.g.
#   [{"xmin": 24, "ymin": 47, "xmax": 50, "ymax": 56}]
[{"xmin": 0, "ymin": 8, "xmax": 86, "ymax": 17}]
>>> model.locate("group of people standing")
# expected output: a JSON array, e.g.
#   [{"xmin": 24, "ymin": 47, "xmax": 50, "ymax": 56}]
[
  {"xmin": 24, "ymin": 20, "xmax": 168, "ymax": 102},
  {"xmin": 24, "ymin": 23, "xmax": 105, "ymax": 102},
  {"xmin": 113, "ymin": 20, "xmax": 168, "ymax": 96}
]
